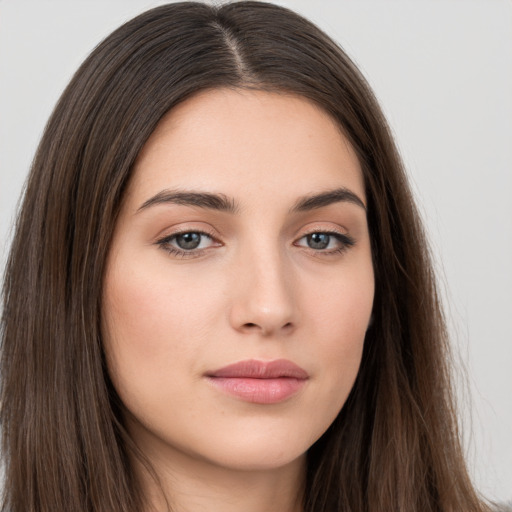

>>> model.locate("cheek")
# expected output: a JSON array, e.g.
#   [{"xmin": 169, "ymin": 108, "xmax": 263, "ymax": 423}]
[
  {"xmin": 101, "ymin": 252, "xmax": 224, "ymax": 399},
  {"xmin": 302, "ymin": 262, "xmax": 374, "ymax": 404},
  {"xmin": 104, "ymin": 252, "xmax": 219, "ymax": 342},
  {"xmin": 306, "ymin": 252, "xmax": 374, "ymax": 332}
]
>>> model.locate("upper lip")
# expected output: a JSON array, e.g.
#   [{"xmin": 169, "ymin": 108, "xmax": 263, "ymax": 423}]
[{"xmin": 206, "ymin": 359, "xmax": 309, "ymax": 379}]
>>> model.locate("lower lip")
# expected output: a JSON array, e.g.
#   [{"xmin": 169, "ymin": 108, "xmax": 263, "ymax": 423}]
[{"xmin": 206, "ymin": 377, "xmax": 306, "ymax": 404}]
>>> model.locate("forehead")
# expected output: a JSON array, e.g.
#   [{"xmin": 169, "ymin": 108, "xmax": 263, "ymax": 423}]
[{"xmin": 128, "ymin": 88, "xmax": 364, "ymax": 211}]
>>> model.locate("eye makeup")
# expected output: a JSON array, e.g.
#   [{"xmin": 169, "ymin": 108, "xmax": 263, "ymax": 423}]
[
  {"xmin": 155, "ymin": 227, "xmax": 356, "ymax": 260},
  {"xmin": 155, "ymin": 228, "xmax": 221, "ymax": 259},
  {"xmin": 294, "ymin": 230, "xmax": 355, "ymax": 256}
]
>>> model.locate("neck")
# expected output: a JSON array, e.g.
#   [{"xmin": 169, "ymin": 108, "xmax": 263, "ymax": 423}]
[{"xmin": 134, "ymin": 442, "xmax": 306, "ymax": 512}]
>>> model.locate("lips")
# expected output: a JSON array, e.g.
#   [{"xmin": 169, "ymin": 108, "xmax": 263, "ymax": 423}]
[{"xmin": 205, "ymin": 359, "xmax": 308, "ymax": 404}]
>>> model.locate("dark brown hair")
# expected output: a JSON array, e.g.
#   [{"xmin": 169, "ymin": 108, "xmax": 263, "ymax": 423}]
[{"xmin": 1, "ymin": 2, "xmax": 490, "ymax": 511}]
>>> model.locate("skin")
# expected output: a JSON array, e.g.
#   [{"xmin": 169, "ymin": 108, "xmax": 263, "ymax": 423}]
[{"xmin": 102, "ymin": 89, "xmax": 375, "ymax": 512}]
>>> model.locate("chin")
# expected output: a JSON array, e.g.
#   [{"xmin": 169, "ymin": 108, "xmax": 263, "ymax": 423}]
[
  {"xmin": 181, "ymin": 417, "xmax": 330, "ymax": 473},
  {"xmin": 197, "ymin": 440, "xmax": 308, "ymax": 473}
]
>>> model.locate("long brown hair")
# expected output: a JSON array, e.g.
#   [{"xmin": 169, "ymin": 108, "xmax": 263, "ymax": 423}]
[{"xmin": 1, "ymin": 2, "xmax": 490, "ymax": 511}]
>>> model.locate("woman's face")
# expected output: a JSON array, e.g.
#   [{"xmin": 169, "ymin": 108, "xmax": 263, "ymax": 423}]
[{"xmin": 102, "ymin": 89, "xmax": 374, "ymax": 472}]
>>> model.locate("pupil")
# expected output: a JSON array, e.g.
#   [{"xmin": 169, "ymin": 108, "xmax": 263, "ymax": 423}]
[
  {"xmin": 176, "ymin": 232, "xmax": 201, "ymax": 250},
  {"xmin": 308, "ymin": 233, "xmax": 329, "ymax": 249}
]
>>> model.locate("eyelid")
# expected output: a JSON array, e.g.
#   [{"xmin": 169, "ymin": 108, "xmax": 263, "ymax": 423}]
[
  {"xmin": 293, "ymin": 226, "xmax": 356, "ymax": 255},
  {"xmin": 155, "ymin": 226, "xmax": 222, "ymax": 258},
  {"xmin": 294, "ymin": 223, "xmax": 351, "ymax": 243},
  {"xmin": 154, "ymin": 220, "xmax": 218, "ymax": 239},
  {"xmin": 298, "ymin": 225, "xmax": 348, "ymax": 237},
  {"xmin": 154, "ymin": 223, "xmax": 355, "ymax": 259}
]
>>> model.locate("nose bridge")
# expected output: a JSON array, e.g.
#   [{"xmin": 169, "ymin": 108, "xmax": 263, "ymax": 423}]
[{"xmin": 229, "ymin": 235, "xmax": 296, "ymax": 336}]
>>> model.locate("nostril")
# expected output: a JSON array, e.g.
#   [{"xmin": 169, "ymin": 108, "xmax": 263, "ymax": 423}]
[{"xmin": 242, "ymin": 321, "xmax": 294, "ymax": 333}]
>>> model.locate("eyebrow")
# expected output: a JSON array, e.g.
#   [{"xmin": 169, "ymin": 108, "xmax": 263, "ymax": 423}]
[
  {"xmin": 137, "ymin": 187, "xmax": 366, "ymax": 214},
  {"xmin": 288, "ymin": 187, "xmax": 366, "ymax": 212},
  {"xmin": 137, "ymin": 190, "xmax": 239, "ymax": 213}
]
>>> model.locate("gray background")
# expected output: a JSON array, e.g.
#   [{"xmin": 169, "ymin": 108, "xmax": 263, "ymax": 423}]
[{"xmin": 0, "ymin": 0, "xmax": 511, "ymax": 502}]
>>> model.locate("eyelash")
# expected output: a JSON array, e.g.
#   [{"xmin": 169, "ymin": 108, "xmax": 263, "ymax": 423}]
[
  {"xmin": 156, "ymin": 229, "xmax": 355, "ymax": 259},
  {"xmin": 156, "ymin": 229, "xmax": 219, "ymax": 259},
  {"xmin": 295, "ymin": 230, "xmax": 355, "ymax": 256}
]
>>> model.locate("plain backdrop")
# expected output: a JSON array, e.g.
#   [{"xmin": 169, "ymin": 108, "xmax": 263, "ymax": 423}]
[{"xmin": 0, "ymin": 0, "xmax": 511, "ymax": 503}]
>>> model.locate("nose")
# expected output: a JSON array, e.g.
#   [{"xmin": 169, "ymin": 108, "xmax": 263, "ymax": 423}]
[{"xmin": 228, "ymin": 244, "xmax": 297, "ymax": 337}]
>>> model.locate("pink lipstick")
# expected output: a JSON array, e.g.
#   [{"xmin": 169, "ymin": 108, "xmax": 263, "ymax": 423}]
[{"xmin": 205, "ymin": 359, "xmax": 308, "ymax": 404}]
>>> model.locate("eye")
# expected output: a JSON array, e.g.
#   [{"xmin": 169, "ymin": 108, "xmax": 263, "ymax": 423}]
[
  {"xmin": 295, "ymin": 231, "xmax": 355, "ymax": 254},
  {"xmin": 173, "ymin": 232, "xmax": 208, "ymax": 250},
  {"xmin": 156, "ymin": 230, "xmax": 219, "ymax": 257}
]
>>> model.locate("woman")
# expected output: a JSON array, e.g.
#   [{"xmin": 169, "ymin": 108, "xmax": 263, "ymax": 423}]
[{"xmin": 0, "ymin": 2, "xmax": 495, "ymax": 511}]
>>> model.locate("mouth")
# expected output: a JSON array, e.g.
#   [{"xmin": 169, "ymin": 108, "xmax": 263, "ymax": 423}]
[{"xmin": 205, "ymin": 359, "xmax": 309, "ymax": 404}]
